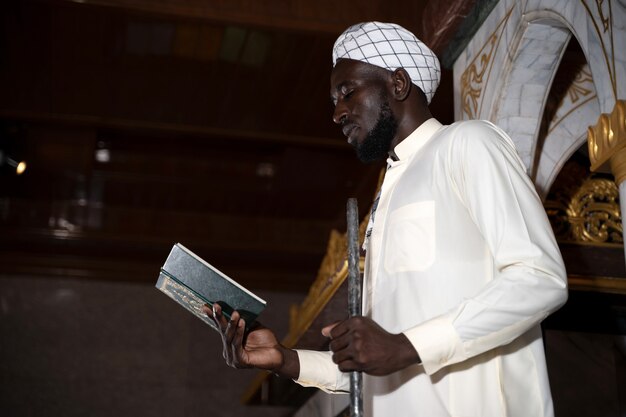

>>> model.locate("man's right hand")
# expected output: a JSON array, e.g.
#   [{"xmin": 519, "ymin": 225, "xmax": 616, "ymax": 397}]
[{"xmin": 202, "ymin": 303, "xmax": 300, "ymax": 379}]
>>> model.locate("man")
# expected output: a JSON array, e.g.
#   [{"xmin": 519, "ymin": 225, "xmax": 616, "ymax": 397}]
[{"xmin": 204, "ymin": 21, "xmax": 568, "ymax": 417}]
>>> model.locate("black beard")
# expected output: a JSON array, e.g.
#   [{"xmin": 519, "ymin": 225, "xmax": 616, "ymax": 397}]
[{"xmin": 353, "ymin": 101, "xmax": 398, "ymax": 163}]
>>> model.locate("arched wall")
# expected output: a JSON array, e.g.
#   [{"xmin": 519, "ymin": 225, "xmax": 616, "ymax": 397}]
[{"xmin": 453, "ymin": 0, "xmax": 625, "ymax": 197}]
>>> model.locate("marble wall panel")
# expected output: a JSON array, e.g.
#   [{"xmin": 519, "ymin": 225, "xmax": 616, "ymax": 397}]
[
  {"xmin": 453, "ymin": 0, "xmax": 625, "ymax": 194},
  {"xmin": 533, "ymin": 63, "xmax": 599, "ymax": 197}
]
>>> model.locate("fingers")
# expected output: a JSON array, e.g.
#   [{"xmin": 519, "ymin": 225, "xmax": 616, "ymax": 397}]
[
  {"xmin": 325, "ymin": 317, "xmax": 373, "ymax": 372},
  {"xmin": 329, "ymin": 333, "xmax": 350, "ymax": 353},
  {"xmin": 204, "ymin": 304, "xmax": 240, "ymax": 347},
  {"xmin": 336, "ymin": 359, "xmax": 360, "ymax": 373},
  {"xmin": 202, "ymin": 303, "xmax": 250, "ymax": 368},
  {"xmin": 322, "ymin": 320, "xmax": 348, "ymax": 339},
  {"xmin": 203, "ymin": 303, "xmax": 225, "ymax": 330},
  {"xmin": 321, "ymin": 322, "xmax": 338, "ymax": 338},
  {"xmin": 330, "ymin": 345, "xmax": 364, "ymax": 372},
  {"xmin": 225, "ymin": 311, "xmax": 241, "ymax": 345},
  {"xmin": 230, "ymin": 318, "xmax": 247, "ymax": 368},
  {"xmin": 203, "ymin": 303, "xmax": 239, "ymax": 333},
  {"xmin": 324, "ymin": 320, "xmax": 353, "ymax": 368}
]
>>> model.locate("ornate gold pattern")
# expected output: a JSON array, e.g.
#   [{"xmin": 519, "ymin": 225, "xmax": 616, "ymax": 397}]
[
  {"xmin": 581, "ymin": 0, "xmax": 617, "ymax": 96},
  {"xmin": 286, "ymin": 230, "xmax": 348, "ymax": 344},
  {"xmin": 459, "ymin": 5, "xmax": 514, "ymax": 120},
  {"xmin": 595, "ymin": 0, "xmax": 610, "ymax": 31},
  {"xmin": 568, "ymin": 66, "xmax": 595, "ymax": 103},
  {"xmin": 284, "ymin": 170, "xmax": 385, "ymax": 347},
  {"xmin": 587, "ymin": 100, "xmax": 626, "ymax": 181},
  {"xmin": 242, "ymin": 216, "xmax": 369, "ymax": 404},
  {"xmin": 460, "ymin": 34, "xmax": 497, "ymax": 119},
  {"xmin": 284, "ymin": 235, "xmax": 366, "ymax": 348},
  {"xmin": 157, "ymin": 274, "xmax": 216, "ymax": 326},
  {"xmin": 544, "ymin": 62, "xmax": 596, "ymax": 137},
  {"xmin": 568, "ymin": 178, "xmax": 622, "ymax": 243},
  {"xmin": 546, "ymin": 177, "xmax": 623, "ymax": 245}
]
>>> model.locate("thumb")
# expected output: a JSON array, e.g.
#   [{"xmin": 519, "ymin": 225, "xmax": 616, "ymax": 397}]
[{"xmin": 321, "ymin": 321, "xmax": 340, "ymax": 338}]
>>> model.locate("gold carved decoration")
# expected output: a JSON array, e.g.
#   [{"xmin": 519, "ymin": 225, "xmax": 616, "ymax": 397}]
[
  {"xmin": 581, "ymin": 0, "xmax": 617, "ymax": 96},
  {"xmin": 588, "ymin": 100, "xmax": 626, "ymax": 183},
  {"xmin": 593, "ymin": 0, "xmax": 611, "ymax": 31},
  {"xmin": 283, "ymin": 169, "xmax": 384, "ymax": 348},
  {"xmin": 568, "ymin": 178, "xmax": 622, "ymax": 244},
  {"xmin": 284, "ymin": 230, "xmax": 349, "ymax": 347},
  {"xmin": 546, "ymin": 177, "xmax": 622, "ymax": 245},
  {"xmin": 540, "ymin": 60, "xmax": 596, "ymax": 143},
  {"xmin": 242, "ymin": 204, "xmax": 372, "ymax": 404},
  {"xmin": 283, "ymin": 231, "xmax": 367, "ymax": 348},
  {"xmin": 460, "ymin": 5, "xmax": 514, "ymax": 120},
  {"xmin": 567, "ymin": 65, "xmax": 595, "ymax": 103},
  {"xmin": 460, "ymin": 33, "xmax": 497, "ymax": 120}
]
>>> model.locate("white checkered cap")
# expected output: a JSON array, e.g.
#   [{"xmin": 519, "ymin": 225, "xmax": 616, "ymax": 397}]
[{"xmin": 332, "ymin": 21, "xmax": 441, "ymax": 104}]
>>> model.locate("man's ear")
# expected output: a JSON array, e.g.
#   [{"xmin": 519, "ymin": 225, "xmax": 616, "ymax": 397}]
[{"xmin": 391, "ymin": 68, "xmax": 411, "ymax": 101}]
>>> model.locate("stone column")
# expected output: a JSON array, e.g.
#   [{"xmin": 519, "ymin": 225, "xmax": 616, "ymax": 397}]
[{"xmin": 587, "ymin": 100, "xmax": 626, "ymax": 259}]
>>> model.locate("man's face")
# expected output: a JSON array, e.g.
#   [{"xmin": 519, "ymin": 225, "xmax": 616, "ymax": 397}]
[{"xmin": 330, "ymin": 59, "xmax": 398, "ymax": 163}]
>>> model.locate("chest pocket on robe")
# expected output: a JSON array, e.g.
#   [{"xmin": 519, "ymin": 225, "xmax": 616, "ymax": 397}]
[{"xmin": 384, "ymin": 201, "xmax": 435, "ymax": 273}]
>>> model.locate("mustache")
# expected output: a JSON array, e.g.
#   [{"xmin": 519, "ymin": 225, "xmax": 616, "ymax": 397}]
[{"xmin": 341, "ymin": 120, "xmax": 356, "ymax": 137}]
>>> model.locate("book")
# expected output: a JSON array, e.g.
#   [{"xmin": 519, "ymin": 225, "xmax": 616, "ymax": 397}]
[{"xmin": 156, "ymin": 243, "xmax": 267, "ymax": 331}]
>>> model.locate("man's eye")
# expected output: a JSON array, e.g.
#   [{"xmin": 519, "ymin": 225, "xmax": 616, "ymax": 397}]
[{"xmin": 344, "ymin": 90, "xmax": 354, "ymax": 99}]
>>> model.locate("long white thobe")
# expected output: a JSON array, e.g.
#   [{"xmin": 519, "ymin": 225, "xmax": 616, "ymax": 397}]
[{"xmin": 295, "ymin": 118, "xmax": 568, "ymax": 417}]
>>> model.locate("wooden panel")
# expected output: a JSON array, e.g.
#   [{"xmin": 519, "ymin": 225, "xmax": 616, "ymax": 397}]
[{"xmin": 46, "ymin": 0, "xmax": 426, "ymax": 34}]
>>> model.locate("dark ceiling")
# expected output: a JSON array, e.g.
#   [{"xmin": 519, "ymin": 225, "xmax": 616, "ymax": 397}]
[{"xmin": 0, "ymin": 0, "xmax": 453, "ymax": 293}]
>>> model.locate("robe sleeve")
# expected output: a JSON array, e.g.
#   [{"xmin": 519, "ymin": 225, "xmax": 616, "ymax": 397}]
[
  {"xmin": 293, "ymin": 349, "xmax": 350, "ymax": 393},
  {"xmin": 404, "ymin": 120, "xmax": 568, "ymax": 375}
]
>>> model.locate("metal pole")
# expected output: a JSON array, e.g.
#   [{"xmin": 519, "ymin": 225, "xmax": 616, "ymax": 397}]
[{"xmin": 346, "ymin": 198, "xmax": 363, "ymax": 417}]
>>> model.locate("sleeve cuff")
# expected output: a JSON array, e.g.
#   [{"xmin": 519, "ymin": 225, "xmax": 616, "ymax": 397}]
[
  {"xmin": 403, "ymin": 313, "xmax": 465, "ymax": 375},
  {"xmin": 294, "ymin": 350, "xmax": 350, "ymax": 393}
]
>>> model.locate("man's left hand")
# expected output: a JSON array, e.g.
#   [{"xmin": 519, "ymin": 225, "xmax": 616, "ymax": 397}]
[{"xmin": 322, "ymin": 317, "xmax": 420, "ymax": 376}]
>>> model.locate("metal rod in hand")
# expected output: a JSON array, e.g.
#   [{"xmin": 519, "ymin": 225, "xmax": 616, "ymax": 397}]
[{"xmin": 346, "ymin": 198, "xmax": 363, "ymax": 417}]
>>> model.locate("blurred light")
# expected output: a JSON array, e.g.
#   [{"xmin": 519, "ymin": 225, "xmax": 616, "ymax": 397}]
[
  {"xmin": 95, "ymin": 148, "xmax": 110, "ymax": 163},
  {"xmin": 0, "ymin": 151, "xmax": 27, "ymax": 175},
  {"xmin": 256, "ymin": 162, "xmax": 276, "ymax": 178},
  {"xmin": 15, "ymin": 161, "xmax": 27, "ymax": 175},
  {"xmin": 6, "ymin": 158, "xmax": 27, "ymax": 175}
]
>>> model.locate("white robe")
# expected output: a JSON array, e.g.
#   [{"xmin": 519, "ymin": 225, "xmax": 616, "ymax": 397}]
[{"xmin": 296, "ymin": 119, "xmax": 568, "ymax": 417}]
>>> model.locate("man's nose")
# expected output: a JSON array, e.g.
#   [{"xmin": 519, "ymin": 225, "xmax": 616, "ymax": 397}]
[{"xmin": 332, "ymin": 103, "xmax": 348, "ymax": 125}]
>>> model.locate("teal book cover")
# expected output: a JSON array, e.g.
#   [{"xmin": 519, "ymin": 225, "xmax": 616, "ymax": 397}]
[{"xmin": 156, "ymin": 243, "xmax": 267, "ymax": 331}]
